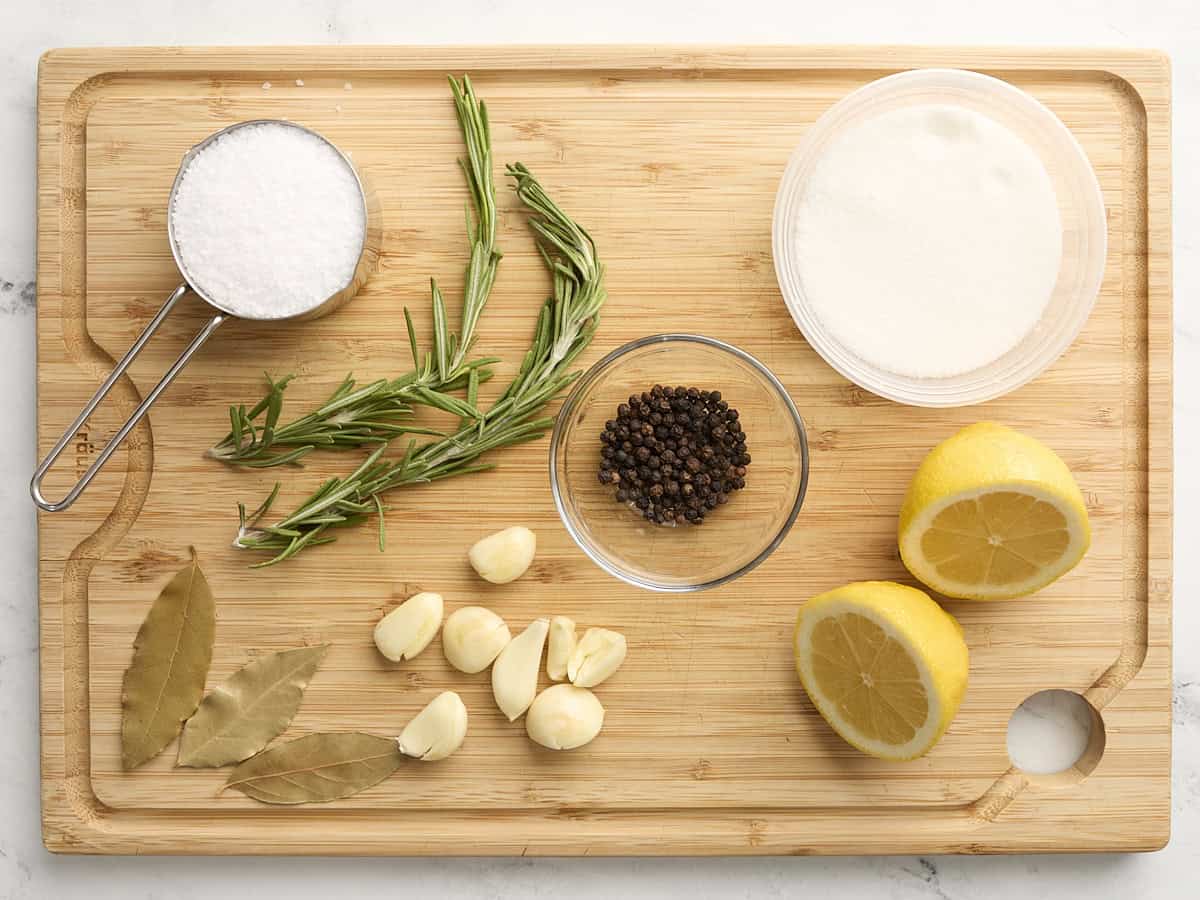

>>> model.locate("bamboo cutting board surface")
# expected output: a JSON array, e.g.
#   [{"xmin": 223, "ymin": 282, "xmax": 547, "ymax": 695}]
[{"xmin": 36, "ymin": 46, "xmax": 1172, "ymax": 855}]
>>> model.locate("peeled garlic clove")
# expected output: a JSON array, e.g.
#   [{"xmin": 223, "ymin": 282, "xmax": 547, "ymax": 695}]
[
  {"xmin": 567, "ymin": 627, "xmax": 627, "ymax": 688},
  {"xmin": 373, "ymin": 592, "xmax": 444, "ymax": 662},
  {"xmin": 491, "ymin": 618, "xmax": 549, "ymax": 721},
  {"xmin": 526, "ymin": 684, "xmax": 605, "ymax": 750},
  {"xmin": 397, "ymin": 691, "xmax": 468, "ymax": 761},
  {"xmin": 442, "ymin": 606, "xmax": 512, "ymax": 674},
  {"xmin": 468, "ymin": 526, "xmax": 536, "ymax": 584},
  {"xmin": 546, "ymin": 616, "xmax": 577, "ymax": 682}
]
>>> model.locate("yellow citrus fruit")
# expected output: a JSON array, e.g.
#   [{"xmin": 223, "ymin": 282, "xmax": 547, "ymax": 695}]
[
  {"xmin": 793, "ymin": 581, "xmax": 969, "ymax": 760},
  {"xmin": 898, "ymin": 422, "xmax": 1090, "ymax": 601}
]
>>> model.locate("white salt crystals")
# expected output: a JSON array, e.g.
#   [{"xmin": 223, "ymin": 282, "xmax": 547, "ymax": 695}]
[
  {"xmin": 170, "ymin": 122, "xmax": 366, "ymax": 319},
  {"xmin": 791, "ymin": 104, "xmax": 1062, "ymax": 379}
]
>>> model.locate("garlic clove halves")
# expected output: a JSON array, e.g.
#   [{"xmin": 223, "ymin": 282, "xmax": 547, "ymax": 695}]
[
  {"xmin": 468, "ymin": 526, "xmax": 537, "ymax": 584},
  {"xmin": 546, "ymin": 616, "xmax": 577, "ymax": 682},
  {"xmin": 491, "ymin": 618, "xmax": 549, "ymax": 721},
  {"xmin": 373, "ymin": 592, "xmax": 444, "ymax": 662},
  {"xmin": 442, "ymin": 606, "xmax": 512, "ymax": 674},
  {"xmin": 397, "ymin": 691, "xmax": 468, "ymax": 761},
  {"xmin": 567, "ymin": 627, "xmax": 627, "ymax": 688},
  {"xmin": 526, "ymin": 684, "xmax": 605, "ymax": 750}
]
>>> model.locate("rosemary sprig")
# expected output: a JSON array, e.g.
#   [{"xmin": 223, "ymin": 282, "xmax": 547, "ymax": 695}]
[
  {"xmin": 236, "ymin": 163, "xmax": 606, "ymax": 566},
  {"xmin": 208, "ymin": 74, "xmax": 503, "ymax": 467}
]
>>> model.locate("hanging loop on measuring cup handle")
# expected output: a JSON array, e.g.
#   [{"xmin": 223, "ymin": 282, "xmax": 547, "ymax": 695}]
[{"xmin": 31, "ymin": 284, "xmax": 227, "ymax": 513}]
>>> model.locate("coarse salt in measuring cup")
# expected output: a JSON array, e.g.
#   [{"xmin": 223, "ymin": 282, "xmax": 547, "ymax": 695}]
[
  {"xmin": 170, "ymin": 122, "xmax": 367, "ymax": 319},
  {"xmin": 772, "ymin": 69, "xmax": 1107, "ymax": 407},
  {"xmin": 32, "ymin": 120, "xmax": 380, "ymax": 512}
]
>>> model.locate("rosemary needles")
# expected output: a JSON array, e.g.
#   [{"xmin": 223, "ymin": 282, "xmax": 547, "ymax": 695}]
[
  {"xmin": 228, "ymin": 78, "xmax": 606, "ymax": 567},
  {"xmin": 208, "ymin": 74, "xmax": 502, "ymax": 467}
]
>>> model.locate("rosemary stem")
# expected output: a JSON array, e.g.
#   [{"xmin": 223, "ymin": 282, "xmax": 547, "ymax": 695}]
[{"xmin": 234, "ymin": 157, "xmax": 605, "ymax": 567}]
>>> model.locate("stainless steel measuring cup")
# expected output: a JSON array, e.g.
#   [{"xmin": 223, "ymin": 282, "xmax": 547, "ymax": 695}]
[{"xmin": 31, "ymin": 119, "xmax": 382, "ymax": 512}]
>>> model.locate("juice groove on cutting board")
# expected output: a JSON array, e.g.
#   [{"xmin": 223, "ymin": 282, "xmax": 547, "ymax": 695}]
[{"xmin": 35, "ymin": 46, "xmax": 1171, "ymax": 855}]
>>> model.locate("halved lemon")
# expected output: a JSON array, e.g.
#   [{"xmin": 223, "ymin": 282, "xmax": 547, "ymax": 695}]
[
  {"xmin": 794, "ymin": 581, "xmax": 968, "ymax": 760},
  {"xmin": 898, "ymin": 422, "xmax": 1091, "ymax": 601}
]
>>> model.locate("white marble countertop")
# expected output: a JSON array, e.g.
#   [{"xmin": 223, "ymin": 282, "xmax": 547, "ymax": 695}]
[{"xmin": 2, "ymin": 1, "xmax": 1195, "ymax": 896}]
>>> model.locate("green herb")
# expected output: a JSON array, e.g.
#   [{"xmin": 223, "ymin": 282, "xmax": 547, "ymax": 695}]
[
  {"xmin": 235, "ymin": 162, "xmax": 606, "ymax": 567},
  {"xmin": 207, "ymin": 74, "xmax": 503, "ymax": 467}
]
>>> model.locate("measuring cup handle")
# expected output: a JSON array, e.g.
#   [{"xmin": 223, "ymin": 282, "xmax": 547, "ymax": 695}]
[{"xmin": 31, "ymin": 284, "xmax": 227, "ymax": 513}]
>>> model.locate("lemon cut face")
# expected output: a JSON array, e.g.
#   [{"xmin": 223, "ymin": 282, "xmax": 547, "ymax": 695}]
[
  {"xmin": 808, "ymin": 612, "xmax": 928, "ymax": 747},
  {"xmin": 917, "ymin": 488, "xmax": 1077, "ymax": 593},
  {"xmin": 899, "ymin": 423, "xmax": 1090, "ymax": 601},
  {"xmin": 794, "ymin": 581, "xmax": 969, "ymax": 760}
]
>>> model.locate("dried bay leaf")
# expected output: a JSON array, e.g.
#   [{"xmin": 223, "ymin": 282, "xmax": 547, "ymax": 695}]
[
  {"xmin": 178, "ymin": 644, "xmax": 329, "ymax": 768},
  {"xmin": 121, "ymin": 554, "xmax": 216, "ymax": 770},
  {"xmin": 224, "ymin": 733, "xmax": 403, "ymax": 805}
]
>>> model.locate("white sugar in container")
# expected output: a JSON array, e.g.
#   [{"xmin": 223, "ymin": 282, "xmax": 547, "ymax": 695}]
[
  {"xmin": 772, "ymin": 69, "xmax": 1106, "ymax": 407},
  {"xmin": 32, "ymin": 120, "xmax": 381, "ymax": 511}
]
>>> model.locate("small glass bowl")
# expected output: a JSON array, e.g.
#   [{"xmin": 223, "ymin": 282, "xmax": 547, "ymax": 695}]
[
  {"xmin": 773, "ymin": 68, "xmax": 1107, "ymax": 407},
  {"xmin": 549, "ymin": 334, "xmax": 809, "ymax": 592}
]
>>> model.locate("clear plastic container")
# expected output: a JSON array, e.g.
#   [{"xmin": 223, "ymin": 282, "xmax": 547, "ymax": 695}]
[{"xmin": 772, "ymin": 69, "xmax": 1107, "ymax": 407}]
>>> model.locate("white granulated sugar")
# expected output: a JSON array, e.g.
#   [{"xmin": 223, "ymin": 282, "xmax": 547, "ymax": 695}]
[
  {"xmin": 170, "ymin": 122, "xmax": 365, "ymax": 319},
  {"xmin": 261, "ymin": 81, "xmax": 271, "ymax": 90},
  {"xmin": 295, "ymin": 78, "xmax": 304, "ymax": 86},
  {"xmin": 793, "ymin": 104, "xmax": 1062, "ymax": 378}
]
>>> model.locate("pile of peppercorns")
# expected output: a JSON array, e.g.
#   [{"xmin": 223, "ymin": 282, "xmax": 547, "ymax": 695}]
[{"xmin": 597, "ymin": 385, "xmax": 750, "ymax": 526}]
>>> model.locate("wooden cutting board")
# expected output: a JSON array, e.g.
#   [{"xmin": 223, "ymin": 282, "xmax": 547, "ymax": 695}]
[{"xmin": 36, "ymin": 46, "xmax": 1172, "ymax": 855}]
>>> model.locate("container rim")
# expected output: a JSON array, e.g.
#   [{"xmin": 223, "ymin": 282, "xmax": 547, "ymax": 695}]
[{"xmin": 771, "ymin": 67, "xmax": 1108, "ymax": 407}]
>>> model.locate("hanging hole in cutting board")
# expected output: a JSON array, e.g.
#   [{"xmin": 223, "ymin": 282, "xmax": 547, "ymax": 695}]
[{"xmin": 1006, "ymin": 689, "xmax": 1106, "ymax": 786}]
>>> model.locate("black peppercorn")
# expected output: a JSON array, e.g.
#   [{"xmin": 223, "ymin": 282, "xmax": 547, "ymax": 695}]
[{"xmin": 597, "ymin": 385, "xmax": 750, "ymax": 527}]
